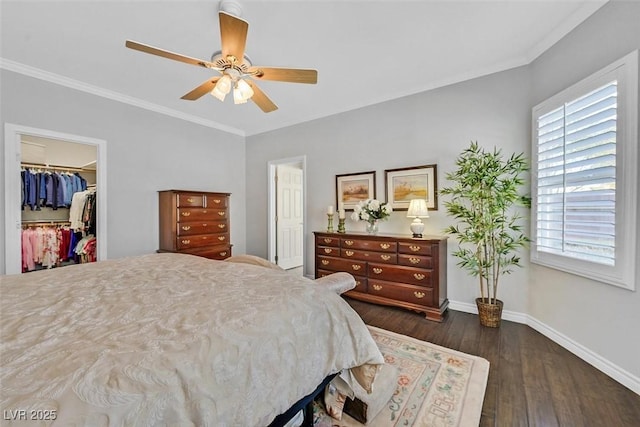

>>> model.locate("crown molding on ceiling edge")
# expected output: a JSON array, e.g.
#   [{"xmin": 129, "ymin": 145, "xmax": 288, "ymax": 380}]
[{"xmin": 0, "ymin": 58, "xmax": 245, "ymax": 137}]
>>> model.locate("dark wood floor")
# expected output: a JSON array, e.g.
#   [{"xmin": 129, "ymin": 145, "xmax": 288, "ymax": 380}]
[{"xmin": 345, "ymin": 298, "xmax": 640, "ymax": 427}]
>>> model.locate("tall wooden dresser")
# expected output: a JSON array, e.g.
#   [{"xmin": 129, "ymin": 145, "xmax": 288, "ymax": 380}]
[
  {"xmin": 314, "ymin": 231, "xmax": 448, "ymax": 321},
  {"xmin": 158, "ymin": 190, "xmax": 232, "ymax": 260}
]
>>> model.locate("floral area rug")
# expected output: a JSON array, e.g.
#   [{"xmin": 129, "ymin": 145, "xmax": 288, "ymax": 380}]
[{"xmin": 314, "ymin": 325, "xmax": 489, "ymax": 427}]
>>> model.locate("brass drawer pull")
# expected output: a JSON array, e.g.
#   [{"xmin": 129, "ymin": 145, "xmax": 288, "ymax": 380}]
[
  {"xmin": 356, "ymin": 280, "xmax": 362, "ymax": 286},
  {"xmin": 212, "ymin": 199, "xmax": 222, "ymax": 204},
  {"xmin": 323, "ymin": 248, "xmax": 332, "ymax": 254},
  {"xmin": 218, "ymin": 224, "xmax": 226, "ymax": 229},
  {"xmin": 351, "ymin": 265, "xmax": 361, "ymax": 271},
  {"xmin": 380, "ymin": 254, "xmax": 391, "ymax": 261},
  {"xmin": 414, "ymin": 273, "xmax": 426, "ymax": 280},
  {"xmin": 409, "ymin": 257, "xmax": 421, "ymax": 264},
  {"xmin": 409, "ymin": 245, "xmax": 421, "ymax": 252},
  {"xmin": 218, "ymin": 236, "xmax": 226, "ymax": 241},
  {"xmin": 414, "ymin": 291, "xmax": 425, "ymax": 299},
  {"xmin": 345, "ymin": 250, "xmax": 354, "ymax": 256},
  {"xmin": 344, "ymin": 240, "xmax": 354, "ymax": 246},
  {"xmin": 323, "ymin": 238, "xmax": 332, "ymax": 243},
  {"xmin": 181, "ymin": 212, "xmax": 191, "ymax": 217},
  {"xmin": 220, "ymin": 251, "xmax": 227, "ymax": 256},
  {"xmin": 202, "ymin": 236, "xmax": 207, "ymax": 240},
  {"xmin": 187, "ymin": 197, "xmax": 195, "ymax": 203},
  {"xmin": 218, "ymin": 211, "xmax": 226, "ymax": 216},
  {"xmin": 181, "ymin": 225, "xmax": 191, "ymax": 231},
  {"xmin": 372, "ymin": 268, "xmax": 383, "ymax": 274},
  {"xmin": 380, "ymin": 243, "xmax": 390, "ymax": 249},
  {"xmin": 202, "ymin": 210, "xmax": 207, "ymax": 213},
  {"xmin": 321, "ymin": 260, "xmax": 330, "ymax": 265},
  {"xmin": 372, "ymin": 284, "xmax": 382, "ymax": 291},
  {"xmin": 181, "ymin": 239, "xmax": 191, "ymax": 245}
]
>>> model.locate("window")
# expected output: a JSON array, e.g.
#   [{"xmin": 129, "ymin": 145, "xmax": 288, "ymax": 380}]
[{"xmin": 531, "ymin": 51, "xmax": 638, "ymax": 290}]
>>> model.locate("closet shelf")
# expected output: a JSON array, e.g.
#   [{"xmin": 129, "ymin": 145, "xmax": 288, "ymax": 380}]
[{"xmin": 21, "ymin": 162, "xmax": 92, "ymax": 172}]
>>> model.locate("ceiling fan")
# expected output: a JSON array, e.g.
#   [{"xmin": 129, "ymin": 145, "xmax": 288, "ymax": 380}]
[{"xmin": 125, "ymin": 9, "xmax": 317, "ymax": 113}]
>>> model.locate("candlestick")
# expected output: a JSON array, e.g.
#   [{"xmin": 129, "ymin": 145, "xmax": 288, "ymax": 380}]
[
  {"xmin": 327, "ymin": 205, "xmax": 334, "ymax": 215},
  {"xmin": 327, "ymin": 213, "xmax": 334, "ymax": 232},
  {"xmin": 338, "ymin": 209, "xmax": 345, "ymax": 219},
  {"xmin": 337, "ymin": 217, "xmax": 346, "ymax": 233}
]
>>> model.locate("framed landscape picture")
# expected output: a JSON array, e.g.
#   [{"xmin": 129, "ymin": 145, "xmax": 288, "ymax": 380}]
[
  {"xmin": 336, "ymin": 171, "xmax": 376, "ymax": 211},
  {"xmin": 385, "ymin": 164, "xmax": 438, "ymax": 210}
]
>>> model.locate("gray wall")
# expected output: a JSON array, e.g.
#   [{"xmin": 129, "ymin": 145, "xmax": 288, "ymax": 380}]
[
  {"xmin": 245, "ymin": 65, "xmax": 533, "ymax": 315},
  {"xmin": 1, "ymin": 70, "xmax": 246, "ymax": 273},
  {"xmin": 529, "ymin": 1, "xmax": 640, "ymax": 381}
]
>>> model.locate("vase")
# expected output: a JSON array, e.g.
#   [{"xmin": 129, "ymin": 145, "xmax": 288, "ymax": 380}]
[{"xmin": 365, "ymin": 220, "xmax": 379, "ymax": 235}]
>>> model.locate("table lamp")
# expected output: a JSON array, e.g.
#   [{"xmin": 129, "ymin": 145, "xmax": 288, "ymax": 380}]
[{"xmin": 406, "ymin": 199, "xmax": 429, "ymax": 238}]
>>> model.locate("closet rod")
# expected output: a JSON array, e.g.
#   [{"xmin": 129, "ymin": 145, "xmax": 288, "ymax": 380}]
[
  {"xmin": 22, "ymin": 220, "xmax": 71, "ymax": 226},
  {"xmin": 21, "ymin": 162, "xmax": 92, "ymax": 172}
]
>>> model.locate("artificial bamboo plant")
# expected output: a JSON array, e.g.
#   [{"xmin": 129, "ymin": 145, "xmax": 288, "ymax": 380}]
[{"xmin": 440, "ymin": 141, "xmax": 531, "ymax": 305}]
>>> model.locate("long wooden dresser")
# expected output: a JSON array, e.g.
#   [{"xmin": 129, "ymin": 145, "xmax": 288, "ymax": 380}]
[
  {"xmin": 158, "ymin": 190, "xmax": 232, "ymax": 260},
  {"xmin": 314, "ymin": 231, "xmax": 448, "ymax": 321}
]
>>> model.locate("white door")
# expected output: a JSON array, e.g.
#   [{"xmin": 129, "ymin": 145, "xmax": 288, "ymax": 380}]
[{"xmin": 276, "ymin": 164, "xmax": 303, "ymax": 269}]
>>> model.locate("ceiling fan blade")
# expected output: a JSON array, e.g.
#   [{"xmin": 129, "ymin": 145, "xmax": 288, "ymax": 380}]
[
  {"xmin": 246, "ymin": 81, "xmax": 278, "ymax": 113},
  {"xmin": 181, "ymin": 77, "xmax": 220, "ymax": 100},
  {"xmin": 249, "ymin": 67, "xmax": 318, "ymax": 84},
  {"xmin": 219, "ymin": 11, "xmax": 249, "ymax": 62},
  {"xmin": 125, "ymin": 40, "xmax": 217, "ymax": 69},
  {"xmin": 248, "ymin": 67, "xmax": 318, "ymax": 84}
]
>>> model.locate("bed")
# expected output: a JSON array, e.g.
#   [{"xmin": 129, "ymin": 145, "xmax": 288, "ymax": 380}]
[{"xmin": 0, "ymin": 253, "xmax": 383, "ymax": 426}]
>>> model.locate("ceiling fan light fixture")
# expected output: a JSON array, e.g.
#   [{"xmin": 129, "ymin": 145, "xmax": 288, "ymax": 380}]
[
  {"xmin": 233, "ymin": 78, "xmax": 254, "ymax": 104},
  {"xmin": 211, "ymin": 74, "xmax": 232, "ymax": 101}
]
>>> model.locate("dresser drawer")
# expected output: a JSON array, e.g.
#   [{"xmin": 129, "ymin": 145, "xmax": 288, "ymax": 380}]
[
  {"xmin": 398, "ymin": 241, "xmax": 433, "ymax": 256},
  {"xmin": 341, "ymin": 248, "xmax": 397, "ymax": 264},
  {"xmin": 398, "ymin": 254, "xmax": 433, "ymax": 269},
  {"xmin": 205, "ymin": 195, "xmax": 227, "ymax": 207},
  {"xmin": 368, "ymin": 279, "xmax": 434, "ymax": 306},
  {"xmin": 177, "ymin": 220, "xmax": 228, "ymax": 236},
  {"xmin": 177, "ymin": 193, "xmax": 205, "ymax": 207},
  {"xmin": 341, "ymin": 238, "xmax": 397, "ymax": 253},
  {"xmin": 318, "ymin": 246, "xmax": 340, "ymax": 256},
  {"xmin": 368, "ymin": 263, "xmax": 433, "ymax": 287},
  {"xmin": 177, "ymin": 208, "xmax": 227, "ymax": 222},
  {"xmin": 177, "ymin": 233, "xmax": 230, "ymax": 250},
  {"xmin": 316, "ymin": 235, "xmax": 341, "ymax": 247},
  {"xmin": 317, "ymin": 269, "xmax": 367, "ymax": 292},
  {"xmin": 182, "ymin": 245, "xmax": 231, "ymax": 260},
  {"xmin": 317, "ymin": 256, "xmax": 367, "ymax": 275}
]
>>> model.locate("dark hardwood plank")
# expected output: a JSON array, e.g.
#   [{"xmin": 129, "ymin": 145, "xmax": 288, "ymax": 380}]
[{"xmin": 344, "ymin": 298, "xmax": 640, "ymax": 427}]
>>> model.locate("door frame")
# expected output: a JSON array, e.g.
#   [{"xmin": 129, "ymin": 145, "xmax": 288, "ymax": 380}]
[
  {"xmin": 3, "ymin": 123, "xmax": 108, "ymax": 275},
  {"xmin": 267, "ymin": 155, "xmax": 306, "ymax": 272}
]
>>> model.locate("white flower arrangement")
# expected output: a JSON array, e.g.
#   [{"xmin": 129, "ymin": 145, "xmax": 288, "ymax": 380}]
[{"xmin": 350, "ymin": 199, "xmax": 393, "ymax": 223}]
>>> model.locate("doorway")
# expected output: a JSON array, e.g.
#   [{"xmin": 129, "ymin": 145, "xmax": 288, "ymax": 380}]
[
  {"xmin": 267, "ymin": 156, "xmax": 306, "ymax": 275},
  {"xmin": 3, "ymin": 124, "xmax": 107, "ymax": 275}
]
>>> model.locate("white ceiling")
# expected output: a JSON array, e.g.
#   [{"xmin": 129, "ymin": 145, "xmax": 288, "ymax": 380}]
[{"xmin": 1, "ymin": 1, "xmax": 607, "ymax": 137}]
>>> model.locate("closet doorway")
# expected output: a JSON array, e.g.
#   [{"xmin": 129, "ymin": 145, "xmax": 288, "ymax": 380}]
[
  {"xmin": 267, "ymin": 156, "xmax": 306, "ymax": 275},
  {"xmin": 3, "ymin": 124, "xmax": 107, "ymax": 275}
]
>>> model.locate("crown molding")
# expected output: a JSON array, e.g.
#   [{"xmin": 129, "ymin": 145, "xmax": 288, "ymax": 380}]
[{"xmin": 0, "ymin": 58, "xmax": 245, "ymax": 137}]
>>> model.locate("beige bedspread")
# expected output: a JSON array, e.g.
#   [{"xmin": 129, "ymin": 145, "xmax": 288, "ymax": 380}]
[{"xmin": 0, "ymin": 253, "xmax": 383, "ymax": 426}]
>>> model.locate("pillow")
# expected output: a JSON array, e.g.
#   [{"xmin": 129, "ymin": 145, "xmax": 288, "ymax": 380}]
[
  {"xmin": 314, "ymin": 272, "xmax": 356, "ymax": 294},
  {"xmin": 350, "ymin": 363, "xmax": 382, "ymax": 394},
  {"xmin": 343, "ymin": 363, "xmax": 399, "ymax": 424},
  {"xmin": 224, "ymin": 254, "xmax": 284, "ymax": 270}
]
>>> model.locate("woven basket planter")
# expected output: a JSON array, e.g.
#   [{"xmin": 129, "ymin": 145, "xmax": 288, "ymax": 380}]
[{"xmin": 476, "ymin": 298, "xmax": 504, "ymax": 328}]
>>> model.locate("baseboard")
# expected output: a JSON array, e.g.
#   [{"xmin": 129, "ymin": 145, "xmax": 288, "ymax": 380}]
[
  {"xmin": 448, "ymin": 300, "xmax": 528, "ymax": 324},
  {"xmin": 448, "ymin": 299, "xmax": 640, "ymax": 395},
  {"xmin": 525, "ymin": 315, "xmax": 640, "ymax": 395}
]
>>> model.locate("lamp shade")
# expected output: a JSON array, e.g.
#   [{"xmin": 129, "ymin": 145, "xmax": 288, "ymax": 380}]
[{"xmin": 406, "ymin": 199, "xmax": 429, "ymax": 218}]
